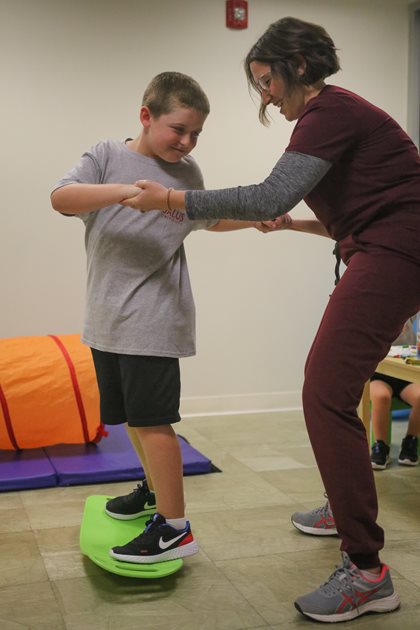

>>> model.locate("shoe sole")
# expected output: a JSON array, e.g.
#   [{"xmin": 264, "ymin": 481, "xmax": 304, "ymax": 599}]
[
  {"xmin": 295, "ymin": 591, "xmax": 400, "ymax": 622},
  {"xmin": 291, "ymin": 520, "xmax": 338, "ymax": 536},
  {"xmin": 109, "ymin": 540, "xmax": 199, "ymax": 564},
  {"xmin": 371, "ymin": 456, "xmax": 391, "ymax": 470},
  {"xmin": 398, "ymin": 458, "xmax": 418, "ymax": 466},
  {"xmin": 104, "ymin": 507, "xmax": 156, "ymax": 520}
]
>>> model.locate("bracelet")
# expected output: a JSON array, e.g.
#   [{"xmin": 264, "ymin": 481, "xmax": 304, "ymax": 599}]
[{"xmin": 166, "ymin": 187, "xmax": 174, "ymax": 212}]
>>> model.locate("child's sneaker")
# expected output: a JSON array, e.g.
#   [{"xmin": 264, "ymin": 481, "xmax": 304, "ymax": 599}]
[
  {"xmin": 291, "ymin": 499, "xmax": 337, "ymax": 536},
  {"xmin": 370, "ymin": 440, "xmax": 391, "ymax": 470},
  {"xmin": 398, "ymin": 435, "xmax": 419, "ymax": 466},
  {"xmin": 109, "ymin": 513, "xmax": 199, "ymax": 563},
  {"xmin": 295, "ymin": 552, "xmax": 400, "ymax": 623},
  {"xmin": 105, "ymin": 479, "xmax": 156, "ymax": 520}
]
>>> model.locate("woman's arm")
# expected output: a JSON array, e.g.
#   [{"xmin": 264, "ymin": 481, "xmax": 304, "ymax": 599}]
[
  {"xmin": 185, "ymin": 153, "xmax": 331, "ymax": 221},
  {"xmin": 121, "ymin": 152, "xmax": 331, "ymax": 221},
  {"xmin": 51, "ymin": 183, "xmax": 142, "ymax": 215}
]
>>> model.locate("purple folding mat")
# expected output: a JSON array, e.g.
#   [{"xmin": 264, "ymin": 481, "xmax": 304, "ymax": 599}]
[
  {"xmin": 0, "ymin": 448, "xmax": 57, "ymax": 491},
  {"xmin": 0, "ymin": 424, "xmax": 213, "ymax": 491}
]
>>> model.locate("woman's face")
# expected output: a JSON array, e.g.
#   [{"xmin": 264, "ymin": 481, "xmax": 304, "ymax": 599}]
[{"xmin": 250, "ymin": 60, "xmax": 310, "ymax": 122}]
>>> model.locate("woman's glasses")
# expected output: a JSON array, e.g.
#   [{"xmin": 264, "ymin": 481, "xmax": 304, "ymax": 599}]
[{"xmin": 257, "ymin": 71, "xmax": 272, "ymax": 91}]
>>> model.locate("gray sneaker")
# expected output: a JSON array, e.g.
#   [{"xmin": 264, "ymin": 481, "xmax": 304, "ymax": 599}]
[
  {"xmin": 295, "ymin": 552, "xmax": 400, "ymax": 623},
  {"xmin": 291, "ymin": 499, "xmax": 337, "ymax": 536}
]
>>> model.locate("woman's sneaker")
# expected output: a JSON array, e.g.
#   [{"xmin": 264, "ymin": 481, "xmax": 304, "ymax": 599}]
[
  {"xmin": 291, "ymin": 499, "xmax": 337, "ymax": 536},
  {"xmin": 295, "ymin": 552, "xmax": 400, "ymax": 623},
  {"xmin": 398, "ymin": 435, "xmax": 418, "ymax": 466},
  {"xmin": 370, "ymin": 440, "xmax": 390, "ymax": 470},
  {"xmin": 109, "ymin": 513, "xmax": 199, "ymax": 563},
  {"xmin": 105, "ymin": 479, "xmax": 156, "ymax": 520}
]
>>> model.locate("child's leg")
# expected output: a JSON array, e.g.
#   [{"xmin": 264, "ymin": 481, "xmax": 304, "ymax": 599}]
[
  {"xmin": 400, "ymin": 383, "xmax": 420, "ymax": 436},
  {"xmin": 109, "ymin": 422, "xmax": 199, "ymax": 564},
  {"xmin": 136, "ymin": 424, "xmax": 184, "ymax": 518},
  {"xmin": 370, "ymin": 380, "xmax": 392, "ymax": 442},
  {"xmin": 120, "ymin": 353, "xmax": 182, "ymax": 505},
  {"xmin": 126, "ymin": 424, "xmax": 154, "ymax": 491}
]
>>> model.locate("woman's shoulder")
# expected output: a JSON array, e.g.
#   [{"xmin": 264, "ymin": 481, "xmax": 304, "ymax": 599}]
[{"xmin": 314, "ymin": 85, "xmax": 388, "ymax": 117}]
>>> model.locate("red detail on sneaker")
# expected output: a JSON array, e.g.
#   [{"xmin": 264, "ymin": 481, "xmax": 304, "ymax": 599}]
[
  {"xmin": 314, "ymin": 515, "xmax": 336, "ymax": 529},
  {"xmin": 178, "ymin": 532, "xmax": 193, "ymax": 546},
  {"xmin": 336, "ymin": 586, "xmax": 382, "ymax": 613}
]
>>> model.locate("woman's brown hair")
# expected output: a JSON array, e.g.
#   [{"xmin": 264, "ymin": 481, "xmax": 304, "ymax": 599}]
[{"xmin": 245, "ymin": 17, "xmax": 340, "ymax": 124}]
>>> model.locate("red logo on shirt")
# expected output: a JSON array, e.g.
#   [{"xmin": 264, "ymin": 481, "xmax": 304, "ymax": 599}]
[{"xmin": 163, "ymin": 208, "xmax": 184, "ymax": 223}]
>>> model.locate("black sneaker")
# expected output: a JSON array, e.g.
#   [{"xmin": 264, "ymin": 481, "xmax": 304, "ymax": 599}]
[
  {"xmin": 105, "ymin": 480, "xmax": 156, "ymax": 520},
  {"xmin": 371, "ymin": 440, "xmax": 390, "ymax": 470},
  {"xmin": 109, "ymin": 513, "xmax": 199, "ymax": 563},
  {"xmin": 398, "ymin": 435, "xmax": 418, "ymax": 466}
]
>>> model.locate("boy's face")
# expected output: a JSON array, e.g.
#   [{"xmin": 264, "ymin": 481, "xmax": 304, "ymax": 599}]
[{"xmin": 139, "ymin": 106, "xmax": 207, "ymax": 163}]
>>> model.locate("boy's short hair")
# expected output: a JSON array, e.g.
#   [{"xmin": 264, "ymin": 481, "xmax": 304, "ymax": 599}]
[{"xmin": 142, "ymin": 72, "xmax": 210, "ymax": 117}]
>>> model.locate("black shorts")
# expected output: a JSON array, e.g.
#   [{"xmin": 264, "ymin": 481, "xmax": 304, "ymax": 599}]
[
  {"xmin": 370, "ymin": 372, "xmax": 409, "ymax": 400},
  {"xmin": 91, "ymin": 348, "xmax": 181, "ymax": 427}
]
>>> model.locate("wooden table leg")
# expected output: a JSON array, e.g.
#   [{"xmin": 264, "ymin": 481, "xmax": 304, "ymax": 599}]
[{"xmin": 358, "ymin": 381, "xmax": 371, "ymax": 436}]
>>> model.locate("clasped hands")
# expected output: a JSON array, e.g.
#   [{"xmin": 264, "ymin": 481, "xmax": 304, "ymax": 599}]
[
  {"xmin": 120, "ymin": 179, "xmax": 292, "ymax": 232},
  {"xmin": 121, "ymin": 180, "xmax": 167, "ymax": 212},
  {"xmin": 255, "ymin": 214, "xmax": 292, "ymax": 233}
]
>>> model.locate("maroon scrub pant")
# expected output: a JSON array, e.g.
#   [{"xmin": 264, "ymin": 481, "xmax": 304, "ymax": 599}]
[{"xmin": 302, "ymin": 233, "xmax": 420, "ymax": 569}]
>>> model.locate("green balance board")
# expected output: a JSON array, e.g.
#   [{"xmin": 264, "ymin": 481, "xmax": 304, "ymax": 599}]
[{"xmin": 80, "ymin": 495, "xmax": 183, "ymax": 578}]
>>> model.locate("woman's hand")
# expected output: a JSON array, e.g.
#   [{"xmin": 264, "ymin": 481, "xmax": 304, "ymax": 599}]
[
  {"xmin": 255, "ymin": 213, "xmax": 292, "ymax": 233},
  {"xmin": 121, "ymin": 180, "xmax": 168, "ymax": 212}
]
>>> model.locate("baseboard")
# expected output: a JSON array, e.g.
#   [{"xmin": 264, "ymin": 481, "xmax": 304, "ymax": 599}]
[{"xmin": 180, "ymin": 391, "xmax": 302, "ymax": 417}]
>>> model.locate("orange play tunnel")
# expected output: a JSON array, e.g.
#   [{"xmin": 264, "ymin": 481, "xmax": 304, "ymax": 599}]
[{"xmin": 0, "ymin": 334, "xmax": 104, "ymax": 450}]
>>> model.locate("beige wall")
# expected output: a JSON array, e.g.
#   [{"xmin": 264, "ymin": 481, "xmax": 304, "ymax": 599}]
[{"xmin": 1, "ymin": 0, "xmax": 412, "ymax": 415}]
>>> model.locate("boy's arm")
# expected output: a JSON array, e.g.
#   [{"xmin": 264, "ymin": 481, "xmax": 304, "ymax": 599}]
[
  {"xmin": 206, "ymin": 219, "xmax": 259, "ymax": 232},
  {"xmin": 51, "ymin": 183, "xmax": 142, "ymax": 215},
  {"xmin": 206, "ymin": 216, "xmax": 293, "ymax": 232},
  {"xmin": 257, "ymin": 216, "xmax": 331, "ymax": 238},
  {"xmin": 220, "ymin": 215, "xmax": 331, "ymax": 236}
]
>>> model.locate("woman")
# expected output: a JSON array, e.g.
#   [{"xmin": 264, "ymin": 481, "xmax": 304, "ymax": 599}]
[{"xmin": 121, "ymin": 17, "xmax": 420, "ymax": 623}]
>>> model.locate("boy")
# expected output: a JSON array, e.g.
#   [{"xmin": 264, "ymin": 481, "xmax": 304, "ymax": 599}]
[
  {"xmin": 370, "ymin": 316, "xmax": 419, "ymax": 469},
  {"xmin": 51, "ymin": 72, "xmax": 260, "ymax": 564},
  {"xmin": 370, "ymin": 374, "xmax": 420, "ymax": 469}
]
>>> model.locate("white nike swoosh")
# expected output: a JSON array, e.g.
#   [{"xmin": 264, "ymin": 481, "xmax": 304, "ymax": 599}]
[
  {"xmin": 144, "ymin": 501, "xmax": 156, "ymax": 509},
  {"xmin": 158, "ymin": 531, "xmax": 187, "ymax": 550}
]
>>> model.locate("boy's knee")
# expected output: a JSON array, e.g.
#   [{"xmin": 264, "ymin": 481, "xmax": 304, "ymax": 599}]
[
  {"xmin": 372, "ymin": 391, "xmax": 392, "ymax": 405},
  {"xmin": 409, "ymin": 394, "xmax": 420, "ymax": 409}
]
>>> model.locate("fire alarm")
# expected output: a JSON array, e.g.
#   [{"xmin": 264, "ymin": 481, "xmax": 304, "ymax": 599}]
[{"xmin": 226, "ymin": 0, "xmax": 248, "ymax": 30}]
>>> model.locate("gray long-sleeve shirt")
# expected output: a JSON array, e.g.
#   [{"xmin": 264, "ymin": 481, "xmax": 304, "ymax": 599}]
[{"xmin": 185, "ymin": 151, "xmax": 331, "ymax": 221}]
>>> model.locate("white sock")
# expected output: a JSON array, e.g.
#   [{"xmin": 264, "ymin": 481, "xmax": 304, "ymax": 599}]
[
  {"xmin": 166, "ymin": 517, "xmax": 187, "ymax": 530},
  {"xmin": 361, "ymin": 568, "xmax": 381, "ymax": 580}
]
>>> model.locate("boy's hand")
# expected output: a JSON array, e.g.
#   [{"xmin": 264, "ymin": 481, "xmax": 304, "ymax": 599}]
[
  {"xmin": 121, "ymin": 180, "xmax": 168, "ymax": 212},
  {"xmin": 120, "ymin": 184, "xmax": 145, "ymax": 202},
  {"xmin": 255, "ymin": 213, "xmax": 292, "ymax": 233}
]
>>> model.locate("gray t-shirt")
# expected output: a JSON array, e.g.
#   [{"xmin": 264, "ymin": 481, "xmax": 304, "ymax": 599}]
[{"xmin": 53, "ymin": 140, "xmax": 214, "ymax": 357}]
